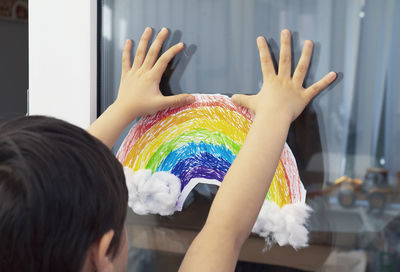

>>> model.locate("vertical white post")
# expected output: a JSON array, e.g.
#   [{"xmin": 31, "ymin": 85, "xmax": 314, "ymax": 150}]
[{"xmin": 29, "ymin": 0, "xmax": 98, "ymax": 129}]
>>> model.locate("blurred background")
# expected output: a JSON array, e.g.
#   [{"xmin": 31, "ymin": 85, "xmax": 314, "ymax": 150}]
[{"xmin": 0, "ymin": 0, "xmax": 28, "ymax": 122}]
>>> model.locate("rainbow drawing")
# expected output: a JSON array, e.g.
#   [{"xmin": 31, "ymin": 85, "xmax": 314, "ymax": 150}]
[{"xmin": 118, "ymin": 94, "xmax": 312, "ymax": 249}]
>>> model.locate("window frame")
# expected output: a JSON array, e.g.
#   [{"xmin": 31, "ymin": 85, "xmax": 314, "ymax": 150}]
[{"xmin": 28, "ymin": 0, "xmax": 98, "ymax": 129}]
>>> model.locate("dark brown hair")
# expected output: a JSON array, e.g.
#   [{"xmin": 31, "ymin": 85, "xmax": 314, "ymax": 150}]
[{"xmin": 0, "ymin": 116, "xmax": 128, "ymax": 272}]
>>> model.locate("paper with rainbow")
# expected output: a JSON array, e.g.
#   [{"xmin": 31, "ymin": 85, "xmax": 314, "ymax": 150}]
[{"xmin": 118, "ymin": 94, "xmax": 312, "ymax": 249}]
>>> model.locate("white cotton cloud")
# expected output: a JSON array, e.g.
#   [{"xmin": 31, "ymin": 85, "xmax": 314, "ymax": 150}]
[
  {"xmin": 124, "ymin": 167, "xmax": 312, "ymax": 250},
  {"xmin": 252, "ymin": 200, "xmax": 313, "ymax": 250},
  {"xmin": 124, "ymin": 168, "xmax": 181, "ymax": 216}
]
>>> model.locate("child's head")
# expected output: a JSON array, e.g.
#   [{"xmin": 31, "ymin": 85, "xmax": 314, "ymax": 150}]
[{"xmin": 0, "ymin": 116, "xmax": 128, "ymax": 272}]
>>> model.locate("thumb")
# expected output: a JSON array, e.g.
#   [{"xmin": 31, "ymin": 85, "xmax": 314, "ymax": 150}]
[
  {"xmin": 163, "ymin": 94, "xmax": 195, "ymax": 109},
  {"xmin": 231, "ymin": 94, "xmax": 252, "ymax": 108}
]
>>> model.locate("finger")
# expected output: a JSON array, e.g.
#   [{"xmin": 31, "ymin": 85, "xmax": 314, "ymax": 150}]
[
  {"xmin": 121, "ymin": 39, "xmax": 133, "ymax": 75},
  {"xmin": 231, "ymin": 94, "xmax": 252, "ymax": 108},
  {"xmin": 293, "ymin": 40, "xmax": 313, "ymax": 84},
  {"xmin": 278, "ymin": 29, "xmax": 292, "ymax": 78},
  {"xmin": 257, "ymin": 36, "xmax": 275, "ymax": 79},
  {"xmin": 142, "ymin": 27, "xmax": 169, "ymax": 70},
  {"xmin": 152, "ymin": 42, "xmax": 184, "ymax": 79},
  {"xmin": 132, "ymin": 27, "xmax": 152, "ymax": 70},
  {"xmin": 304, "ymin": 72, "xmax": 337, "ymax": 101},
  {"xmin": 163, "ymin": 94, "xmax": 195, "ymax": 109}
]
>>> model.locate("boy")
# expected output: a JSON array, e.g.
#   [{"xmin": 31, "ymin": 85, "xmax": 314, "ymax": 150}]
[{"xmin": 0, "ymin": 27, "xmax": 336, "ymax": 271}]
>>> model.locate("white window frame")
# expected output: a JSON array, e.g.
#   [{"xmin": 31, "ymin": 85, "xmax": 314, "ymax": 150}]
[{"xmin": 28, "ymin": 0, "xmax": 98, "ymax": 129}]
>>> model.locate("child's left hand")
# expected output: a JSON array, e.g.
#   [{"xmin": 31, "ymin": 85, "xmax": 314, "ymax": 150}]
[
  {"xmin": 114, "ymin": 27, "xmax": 195, "ymax": 121},
  {"xmin": 88, "ymin": 27, "xmax": 194, "ymax": 148}
]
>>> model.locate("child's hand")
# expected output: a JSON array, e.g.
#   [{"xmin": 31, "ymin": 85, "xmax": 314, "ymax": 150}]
[
  {"xmin": 113, "ymin": 27, "xmax": 195, "ymax": 121},
  {"xmin": 232, "ymin": 29, "xmax": 336, "ymax": 122}
]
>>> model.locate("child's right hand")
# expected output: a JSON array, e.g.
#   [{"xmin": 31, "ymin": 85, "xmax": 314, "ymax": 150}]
[{"xmin": 232, "ymin": 29, "xmax": 336, "ymax": 122}]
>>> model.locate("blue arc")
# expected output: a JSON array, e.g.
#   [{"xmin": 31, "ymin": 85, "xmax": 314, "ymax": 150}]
[{"xmin": 157, "ymin": 142, "xmax": 235, "ymax": 172}]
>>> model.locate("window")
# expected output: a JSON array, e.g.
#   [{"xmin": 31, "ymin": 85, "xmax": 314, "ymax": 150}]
[{"xmin": 100, "ymin": 0, "xmax": 400, "ymax": 270}]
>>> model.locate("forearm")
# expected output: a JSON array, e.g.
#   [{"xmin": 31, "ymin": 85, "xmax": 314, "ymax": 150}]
[
  {"xmin": 206, "ymin": 111, "xmax": 291, "ymax": 243},
  {"xmin": 87, "ymin": 103, "xmax": 139, "ymax": 149},
  {"xmin": 179, "ymin": 223, "xmax": 240, "ymax": 272},
  {"xmin": 180, "ymin": 111, "xmax": 291, "ymax": 271}
]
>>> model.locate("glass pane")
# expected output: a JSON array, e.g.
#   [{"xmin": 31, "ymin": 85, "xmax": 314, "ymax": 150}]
[{"xmin": 100, "ymin": 0, "xmax": 400, "ymax": 271}]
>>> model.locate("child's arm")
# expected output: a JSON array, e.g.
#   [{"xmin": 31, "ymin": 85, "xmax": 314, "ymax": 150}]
[
  {"xmin": 87, "ymin": 27, "xmax": 194, "ymax": 148},
  {"xmin": 179, "ymin": 30, "xmax": 336, "ymax": 271}
]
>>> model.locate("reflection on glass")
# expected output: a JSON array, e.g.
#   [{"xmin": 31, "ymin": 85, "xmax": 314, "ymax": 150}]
[{"xmin": 101, "ymin": 0, "xmax": 400, "ymax": 270}]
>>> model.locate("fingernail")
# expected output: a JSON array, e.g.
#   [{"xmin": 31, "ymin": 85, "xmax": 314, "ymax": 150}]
[
  {"xmin": 161, "ymin": 27, "xmax": 167, "ymax": 33},
  {"xmin": 329, "ymin": 72, "xmax": 336, "ymax": 78},
  {"xmin": 257, "ymin": 36, "xmax": 264, "ymax": 44},
  {"xmin": 144, "ymin": 27, "xmax": 151, "ymax": 34},
  {"xmin": 283, "ymin": 29, "xmax": 290, "ymax": 37},
  {"xmin": 177, "ymin": 42, "xmax": 184, "ymax": 48},
  {"xmin": 306, "ymin": 40, "xmax": 313, "ymax": 47}
]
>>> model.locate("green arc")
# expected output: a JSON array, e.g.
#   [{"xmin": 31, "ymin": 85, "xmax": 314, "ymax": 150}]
[{"xmin": 145, "ymin": 128, "xmax": 241, "ymax": 171}]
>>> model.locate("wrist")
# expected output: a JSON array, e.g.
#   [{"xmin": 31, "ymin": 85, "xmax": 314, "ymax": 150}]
[
  {"xmin": 108, "ymin": 100, "xmax": 140, "ymax": 126},
  {"xmin": 254, "ymin": 106, "xmax": 293, "ymax": 125}
]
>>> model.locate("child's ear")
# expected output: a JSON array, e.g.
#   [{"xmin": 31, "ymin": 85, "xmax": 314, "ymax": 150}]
[{"xmin": 90, "ymin": 229, "xmax": 115, "ymax": 272}]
